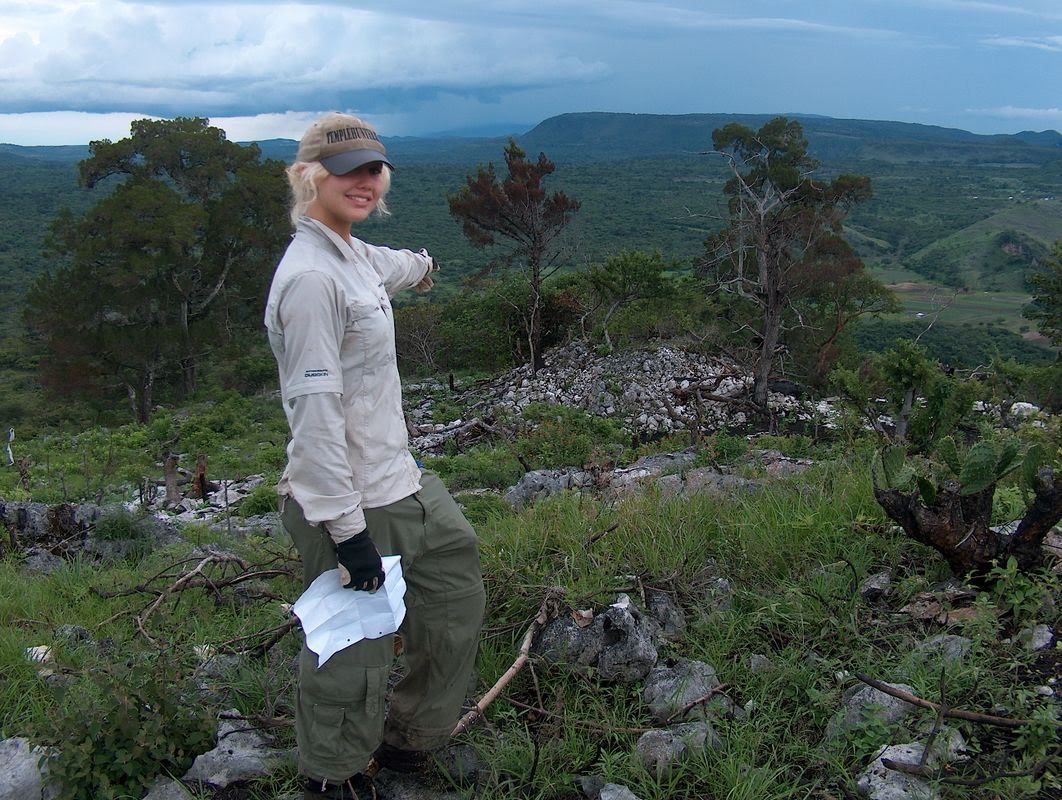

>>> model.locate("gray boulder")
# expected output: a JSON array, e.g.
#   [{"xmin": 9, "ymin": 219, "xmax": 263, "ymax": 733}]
[
  {"xmin": 635, "ymin": 721, "xmax": 721, "ymax": 778},
  {"xmin": 0, "ymin": 738, "xmax": 44, "ymax": 800},
  {"xmin": 143, "ymin": 777, "xmax": 195, "ymax": 799},
  {"xmin": 645, "ymin": 589, "xmax": 686, "ymax": 641},
  {"xmin": 1018, "ymin": 624, "xmax": 1054, "ymax": 651},
  {"xmin": 642, "ymin": 658, "xmax": 727, "ymax": 723},
  {"xmin": 857, "ymin": 743, "xmax": 938, "ymax": 800},
  {"xmin": 856, "ymin": 730, "xmax": 968, "ymax": 800},
  {"xmin": 826, "ymin": 683, "xmax": 918, "ymax": 740},
  {"xmin": 860, "ymin": 571, "xmax": 893, "ymax": 602},
  {"xmin": 600, "ymin": 785, "xmax": 643, "ymax": 800},
  {"xmin": 914, "ymin": 634, "xmax": 972, "ymax": 663},
  {"xmin": 181, "ymin": 710, "xmax": 287, "ymax": 787},
  {"xmin": 594, "ymin": 597, "xmax": 659, "ymax": 683},
  {"xmin": 532, "ymin": 596, "xmax": 658, "ymax": 683}
]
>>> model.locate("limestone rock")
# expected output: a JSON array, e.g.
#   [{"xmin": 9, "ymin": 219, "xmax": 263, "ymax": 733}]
[
  {"xmin": 182, "ymin": 710, "xmax": 287, "ymax": 787},
  {"xmin": 1018, "ymin": 624, "xmax": 1054, "ymax": 651},
  {"xmin": 860, "ymin": 570, "xmax": 893, "ymax": 602},
  {"xmin": 857, "ymin": 743, "xmax": 938, "ymax": 800},
  {"xmin": 642, "ymin": 658, "xmax": 725, "ymax": 723},
  {"xmin": 0, "ymin": 738, "xmax": 43, "ymax": 800},
  {"xmin": 594, "ymin": 596, "xmax": 658, "ymax": 683},
  {"xmin": 635, "ymin": 721, "xmax": 721, "ymax": 778},
  {"xmin": 644, "ymin": 589, "xmax": 686, "ymax": 641},
  {"xmin": 826, "ymin": 683, "xmax": 918, "ymax": 740},
  {"xmin": 914, "ymin": 634, "xmax": 972, "ymax": 663}
]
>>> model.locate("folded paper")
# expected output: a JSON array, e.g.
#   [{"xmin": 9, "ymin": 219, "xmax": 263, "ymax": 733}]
[{"xmin": 293, "ymin": 555, "xmax": 406, "ymax": 666}]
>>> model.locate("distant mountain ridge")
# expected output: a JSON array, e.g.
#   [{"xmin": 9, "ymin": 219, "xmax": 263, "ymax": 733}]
[{"xmin": 3, "ymin": 111, "xmax": 1060, "ymax": 166}]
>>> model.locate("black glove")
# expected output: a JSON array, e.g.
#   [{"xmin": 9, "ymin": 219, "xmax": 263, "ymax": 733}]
[{"xmin": 335, "ymin": 533, "xmax": 385, "ymax": 592}]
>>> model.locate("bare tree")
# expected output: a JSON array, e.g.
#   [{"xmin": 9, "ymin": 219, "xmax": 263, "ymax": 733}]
[{"xmin": 448, "ymin": 139, "xmax": 580, "ymax": 374}]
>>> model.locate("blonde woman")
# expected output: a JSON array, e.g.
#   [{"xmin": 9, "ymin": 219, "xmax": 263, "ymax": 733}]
[{"xmin": 265, "ymin": 113, "xmax": 485, "ymax": 800}]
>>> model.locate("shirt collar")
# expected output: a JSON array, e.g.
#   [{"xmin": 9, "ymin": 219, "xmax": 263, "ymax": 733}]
[{"xmin": 297, "ymin": 216, "xmax": 358, "ymax": 262}]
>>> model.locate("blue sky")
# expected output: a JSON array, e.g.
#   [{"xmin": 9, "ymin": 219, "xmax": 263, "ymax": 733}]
[{"xmin": 0, "ymin": 0, "xmax": 1060, "ymax": 145}]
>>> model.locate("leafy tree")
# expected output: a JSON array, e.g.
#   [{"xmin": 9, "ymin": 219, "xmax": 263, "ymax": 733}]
[
  {"xmin": 831, "ymin": 339, "xmax": 977, "ymax": 452},
  {"xmin": 587, "ymin": 250, "xmax": 669, "ymax": 353},
  {"xmin": 1024, "ymin": 241, "xmax": 1062, "ymax": 348},
  {"xmin": 702, "ymin": 117, "xmax": 874, "ymax": 407},
  {"xmin": 448, "ymin": 139, "xmax": 580, "ymax": 373},
  {"xmin": 24, "ymin": 118, "xmax": 288, "ymax": 420}
]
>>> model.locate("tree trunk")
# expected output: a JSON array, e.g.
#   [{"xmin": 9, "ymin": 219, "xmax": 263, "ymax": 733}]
[
  {"xmin": 874, "ymin": 469, "xmax": 1062, "ymax": 583},
  {"xmin": 753, "ymin": 289, "xmax": 783, "ymax": 408},
  {"xmin": 164, "ymin": 454, "xmax": 180, "ymax": 507}
]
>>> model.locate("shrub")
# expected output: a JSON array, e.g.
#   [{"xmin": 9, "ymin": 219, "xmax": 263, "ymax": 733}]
[
  {"xmin": 516, "ymin": 403, "xmax": 628, "ymax": 470},
  {"xmin": 238, "ymin": 482, "xmax": 281, "ymax": 518},
  {"xmin": 42, "ymin": 659, "xmax": 215, "ymax": 800}
]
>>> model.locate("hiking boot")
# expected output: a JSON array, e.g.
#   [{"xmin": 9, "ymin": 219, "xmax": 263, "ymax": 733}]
[
  {"xmin": 370, "ymin": 742, "xmax": 481, "ymax": 788},
  {"xmin": 302, "ymin": 773, "xmax": 378, "ymax": 800}
]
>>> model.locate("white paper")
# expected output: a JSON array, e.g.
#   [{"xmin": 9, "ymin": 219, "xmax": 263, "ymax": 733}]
[{"xmin": 293, "ymin": 556, "xmax": 407, "ymax": 666}]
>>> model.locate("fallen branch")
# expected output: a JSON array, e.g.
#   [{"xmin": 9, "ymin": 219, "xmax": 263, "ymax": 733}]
[
  {"xmin": 855, "ymin": 673, "xmax": 1062, "ymax": 730},
  {"xmin": 219, "ymin": 617, "xmax": 301, "ymax": 657},
  {"xmin": 450, "ymin": 588, "xmax": 565, "ymax": 736},
  {"xmin": 664, "ymin": 684, "xmax": 731, "ymax": 724},
  {"xmin": 507, "ymin": 698, "xmax": 652, "ymax": 735},
  {"xmin": 136, "ymin": 553, "xmax": 250, "ymax": 644}
]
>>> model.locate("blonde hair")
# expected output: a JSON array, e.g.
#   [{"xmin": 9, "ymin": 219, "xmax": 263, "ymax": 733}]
[{"xmin": 286, "ymin": 160, "xmax": 392, "ymax": 227}]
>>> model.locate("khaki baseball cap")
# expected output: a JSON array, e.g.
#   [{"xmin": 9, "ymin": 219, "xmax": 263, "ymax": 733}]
[{"xmin": 297, "ymin": 112, "xmax": 394, "ymax": 174}]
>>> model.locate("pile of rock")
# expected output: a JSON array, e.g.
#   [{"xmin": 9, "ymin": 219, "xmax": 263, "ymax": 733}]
[{"xmin": 408, "ymin": 340, "xmax": 832, "ymax": 453}]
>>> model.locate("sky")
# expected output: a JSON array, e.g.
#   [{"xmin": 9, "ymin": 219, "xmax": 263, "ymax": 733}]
[{"xmin": 0, "ymin": 0, "xmax": 1060, "ymax": 146}]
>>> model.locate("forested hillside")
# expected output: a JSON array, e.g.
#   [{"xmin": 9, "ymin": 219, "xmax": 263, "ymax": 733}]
[{"xmin": 0, "ymin": 112, "xmax": 1058, "ymax": 429}]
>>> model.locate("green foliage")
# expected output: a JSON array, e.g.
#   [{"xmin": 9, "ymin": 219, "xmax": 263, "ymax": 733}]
[
  {"xmin": 705, "ymin": 117, "xmax": 878, "ymax": 405},
  {"xmin": 447, "ymin": 139, "xmax": 580, "ymax": 371},
  {"xmin": 426, "ymin": 446, "xmax": 524, "ymax": 491},
  {"xmin": 42, "ymin": 658, "xmax": 215, "ymax": 800},
  {"xmin": 515, "ymin": 403, "xmax": 628, "ymax": 469},
  {"xmin": 986, "ymin": 557, "xmax": 1048, "ymax": 623},
  {"xmin": 1023, "ymin": 241, "xmax": 1062, "ymax": 347},
  {"xmin": 238, "ymin": 482, "xmax": 280, "ymax": 518},
  {"xmin": 92, "ymin": 509, "xmax": 153, "ymax": 548},
  {"xmin": 23, "ymin": 117, "xmax": 289, "ymax": 422},
  {"xmin": 831, "ymin": 339, "xmax": 978, "ymax": 452}
]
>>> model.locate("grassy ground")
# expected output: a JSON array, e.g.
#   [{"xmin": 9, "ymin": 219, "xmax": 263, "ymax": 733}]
[{"xmin": 1, "ymin": 437, "xmax": 1058, "ymax": 799}]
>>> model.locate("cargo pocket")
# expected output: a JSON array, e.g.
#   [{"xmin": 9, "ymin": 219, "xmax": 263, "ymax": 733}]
[{"xmin": 310, "ymin": 703, "xmax": 350, "ymax": 764}]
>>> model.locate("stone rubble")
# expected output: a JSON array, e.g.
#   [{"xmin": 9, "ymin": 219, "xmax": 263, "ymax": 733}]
[{"xmin": 408, "ymin": 340, "xmax": 836, "ymax": 454}]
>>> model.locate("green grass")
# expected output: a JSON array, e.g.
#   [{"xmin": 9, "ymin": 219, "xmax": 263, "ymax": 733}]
[{"xmin": 1, "ymin": 441, "xmax": 1057, "ymax": 798}]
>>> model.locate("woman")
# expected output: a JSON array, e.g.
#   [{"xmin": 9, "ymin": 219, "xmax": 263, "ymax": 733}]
[{"xmin": 265, "ymin": 112, "xmax": 486, "ymax": 800}]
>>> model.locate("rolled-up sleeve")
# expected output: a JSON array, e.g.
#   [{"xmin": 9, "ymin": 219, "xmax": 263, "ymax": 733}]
[
  {"xmin": 277, "ymin": 272, "xmax": 365, "ymax": 542},
  {"xmin": 359, "ymin": 241, "xmax": 433, "ymax": 297}
]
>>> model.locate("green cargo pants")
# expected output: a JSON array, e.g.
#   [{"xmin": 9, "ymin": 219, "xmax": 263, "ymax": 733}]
[{"xmin": 282, "ymin": 471, "xmax": 486, "ymax": 783}]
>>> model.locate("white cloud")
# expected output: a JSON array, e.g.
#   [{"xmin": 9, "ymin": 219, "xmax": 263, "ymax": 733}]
[
  {"xmin": 0, "ymin": 2, "xmax": 608, "ymax": 115},
  {"xmin": 885, "ymin": 0, "xmax": 1062, "ymax": 19},
  {"xmin": 967, "ymin": 105, "xmax": 1062, "ymax": 123},
  {"xmin": 981, "ymin": 35, "xmax": 1062, "ymax": 51},
  {"xmin": 0, "ymin": 110, "xmax": 161, "ymax": 145}
]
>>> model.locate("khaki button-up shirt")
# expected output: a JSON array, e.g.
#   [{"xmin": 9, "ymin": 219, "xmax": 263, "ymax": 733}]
[{"xmin": 264, "ymin": 217, "xmax": 433, "ymax": 542}]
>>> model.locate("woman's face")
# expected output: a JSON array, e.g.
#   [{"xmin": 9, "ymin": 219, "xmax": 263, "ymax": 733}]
[{"xmin": 308, "ymin": 161, "xmax": 386, "ymax": 234}]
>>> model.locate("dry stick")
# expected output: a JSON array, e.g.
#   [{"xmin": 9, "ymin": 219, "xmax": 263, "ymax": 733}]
[
  {"xmin": 230, "ymin": 617, "xmax": 301, "ymax": 657},
  {"xmin": 136, "ymin": 553, "xmax": 248, "ymax": 643},
  {"xmin": 507, "ymin": 699, "xmax": 652, "ymax": 736},
  {"xmin": 855, "ymin": 673, "xmax": 1062, "ymax": 730},
  {"xmin": 663, "ymin": 684, "xmax": 731, "ymax": 725},
  {"xmin": 450, "ymin": 590, "xmax": 560, "ymax": 737},
  {"xmin": 586, "ymin": 522, "xmax": 619, "ymax": 548}
]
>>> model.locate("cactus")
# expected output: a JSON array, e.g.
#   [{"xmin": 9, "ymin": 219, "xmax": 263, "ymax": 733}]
[{"xmin": 878, "ymin": 436, "xmax": 1031, "ymax": 498}]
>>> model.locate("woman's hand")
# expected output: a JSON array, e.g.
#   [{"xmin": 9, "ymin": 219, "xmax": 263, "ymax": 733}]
[{"xmin": 335, "ymin": 533, "xmax": 385, "ymax": 591}]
